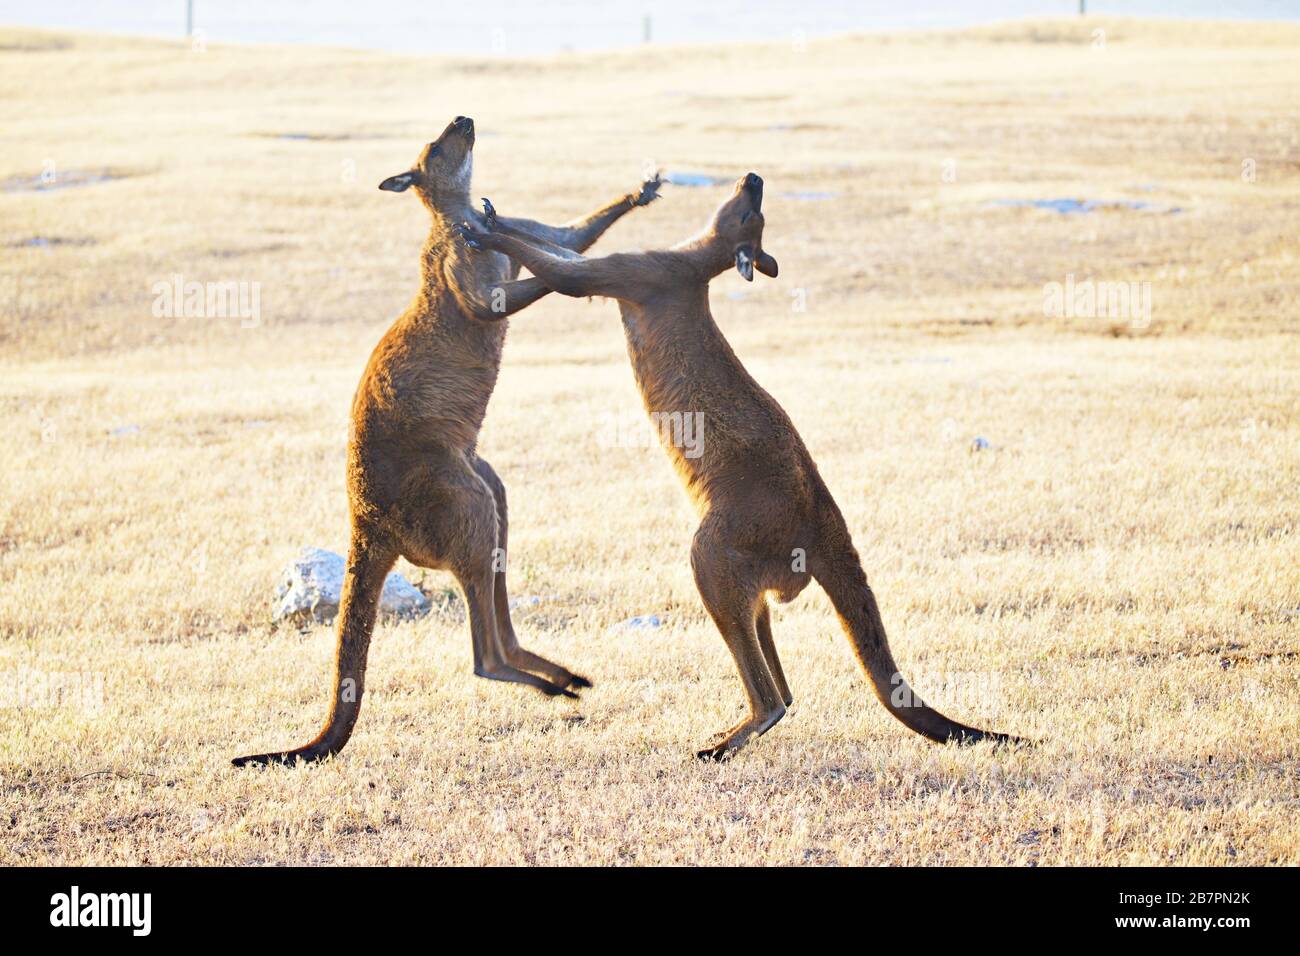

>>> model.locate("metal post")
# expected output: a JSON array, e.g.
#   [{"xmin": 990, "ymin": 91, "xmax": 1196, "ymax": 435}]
[
  {"xmin": 643, "ymin": 14, "xmax": 651, "ymax": 43},
  {"xmin": 186, "ymin": 0, "xmax": 193, "ymax": 37}
]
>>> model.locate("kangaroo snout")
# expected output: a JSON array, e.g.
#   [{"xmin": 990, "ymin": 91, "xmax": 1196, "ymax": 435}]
[{"xmin": 452, "ymin": 115, "xmax": 475, "ymax": 140}]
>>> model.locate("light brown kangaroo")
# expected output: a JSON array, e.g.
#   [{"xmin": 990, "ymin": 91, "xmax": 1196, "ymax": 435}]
[
  {"xmin": 460, "ymin": 174, "xmax": 1022, "ymax": 759},
  {"xmin": 232, "ymin": 116, "xmax": 661, "ymax": 766}
]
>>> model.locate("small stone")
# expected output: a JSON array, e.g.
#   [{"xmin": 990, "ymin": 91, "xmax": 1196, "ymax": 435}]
[{"xmin": 613, "ymin": 614, "xmax": 661, "ymax": 631}]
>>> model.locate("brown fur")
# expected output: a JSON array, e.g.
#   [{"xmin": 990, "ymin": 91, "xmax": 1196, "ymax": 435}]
[
  {"xmin": 232, "ymin": 117, "xmax": 661, "ymax": 766},
  {"xmin": 461, "ymin": 174, "xmax": 1022, "ymax": 758}
]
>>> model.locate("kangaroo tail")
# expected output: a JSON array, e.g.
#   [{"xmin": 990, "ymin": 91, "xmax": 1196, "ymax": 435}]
[
  {"xmin": 812, "ymin": 524, "xmax": 1022, "ymax": 746},
  {"xmin": 233, "ymin": 539, "xmax": 396, "ymax": 767}
]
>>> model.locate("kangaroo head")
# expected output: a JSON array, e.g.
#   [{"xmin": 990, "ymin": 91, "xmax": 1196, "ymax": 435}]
[
  {"xmin": 707, "ymin": 173, "xmax": 779, "ymax": 282},
  {"xmin": 378, "ymin": 115, "xmax": 476, "ymax": 210}
]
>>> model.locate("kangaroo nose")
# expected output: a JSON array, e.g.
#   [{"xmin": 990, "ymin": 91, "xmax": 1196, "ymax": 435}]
[{"xmin": 744, "ymin": 172, "xmax": 762, "ymax": 190}]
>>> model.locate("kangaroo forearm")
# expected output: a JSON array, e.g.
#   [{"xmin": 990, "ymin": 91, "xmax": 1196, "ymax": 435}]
[
  {"xmin": 491, "ymin": 218, "xmax": 585, "ymax": 261},
  {"xmin": 497, "ymin": 276, "xmax": 553, "ymax": 314},
  {"xmin": 462, "ymin": 275, "xmax": 553, "ymax": 321},
  {"xmin": 560, "ymin": 194, "xmax": 637, "ymax": 251},
  {"xmin": 497, "ymin": 192, "xmax": 634, "ymax": 252},
  {"xmin": 487, "ymin": 234, "xmax": 594, "ymax": 298}
]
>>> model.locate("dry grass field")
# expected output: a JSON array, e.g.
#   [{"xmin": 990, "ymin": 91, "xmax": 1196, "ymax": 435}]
[{"xmin": 1, "ymin": 16, "xmax": 1297, "ymax": 865}]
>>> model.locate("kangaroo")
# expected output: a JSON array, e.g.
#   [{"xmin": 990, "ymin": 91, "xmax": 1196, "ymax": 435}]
[
  {"xmin": 232, "ymin": 116, "xmax": 661, "ymax": 766},
  {"xmin": 459, "ymin": 174, "xmax": 1021, "ymax": 759}
]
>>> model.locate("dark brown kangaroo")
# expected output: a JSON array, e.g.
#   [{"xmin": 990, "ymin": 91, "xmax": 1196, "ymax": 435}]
[
  {"xmin": 232, "ymin": 116, "xmax": 661, "ymax": 766},
  {"xmin": 461, "ymin": 174, "xmax": 1021, "ymax": 759}
]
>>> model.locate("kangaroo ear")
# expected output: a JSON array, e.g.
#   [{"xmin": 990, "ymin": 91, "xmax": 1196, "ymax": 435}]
[
  {"xmin": 755, "ymin": 250, "xmax": 779, "ymax": 278},
  {"xmin": 378, "ymin": 171, "xmax": 420, "ymax": 193},
  {"xmin": 735, "ymin": 247, "xmax": 755, "ymax": 282}
]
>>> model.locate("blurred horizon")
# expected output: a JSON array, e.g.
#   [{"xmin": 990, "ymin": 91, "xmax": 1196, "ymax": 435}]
[{"xmin": 1, "ymin": 0, "xmax": 1298, "ymax": 55}]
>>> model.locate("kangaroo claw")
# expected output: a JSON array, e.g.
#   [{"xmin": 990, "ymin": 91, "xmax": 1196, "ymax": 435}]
[
  {"xmin": 456, "ymin": 221, "xmax": 482, "ymax": 248},
  {"xmin": 480, "ymin": 197, "xmax": 497, "ymax": 225}
]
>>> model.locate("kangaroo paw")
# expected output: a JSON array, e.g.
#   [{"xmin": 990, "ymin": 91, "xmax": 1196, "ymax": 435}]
[
  {"xmin": 455, "ymin": 221, "xmax": 485, "ymax": 249},
  {"xmin": 480, "ymin": 196, "xmax": 498, "ymax": 225},
  {"xmin": 633, "ymin": 172, "xmax": 663, "ymax": 207}
]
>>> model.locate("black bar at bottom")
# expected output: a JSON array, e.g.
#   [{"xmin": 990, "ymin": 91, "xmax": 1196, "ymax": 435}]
[{"xmin": 0, "ymin": 865, "xmax": 1278, "ymax": 940}]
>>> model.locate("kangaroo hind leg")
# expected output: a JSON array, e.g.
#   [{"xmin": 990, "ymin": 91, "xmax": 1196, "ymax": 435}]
[
  {"xmin": 691, "ymin": 523, "xmax": 787, "ymax": 761},
  {"xmin": 472, "ymin": 457, "xmax": 591, "ymax": 691},
  {"xmin": 412, "ymin": 459, "xmax": 576, "ymax": 699},
  {"xmin": 755, "ymin": 601, "xmax": 792, "ymax": 708}
]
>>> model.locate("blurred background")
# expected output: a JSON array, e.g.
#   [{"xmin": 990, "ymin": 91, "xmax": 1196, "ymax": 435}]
[{"xmin": 1, "ymin": 0, "xmax": 1297, "ymax": 54}]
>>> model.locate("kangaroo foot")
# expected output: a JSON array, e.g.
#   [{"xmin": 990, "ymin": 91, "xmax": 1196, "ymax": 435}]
[
  {"xmin": 703, "ymin": 716, "xmax": 749, "ymax": 747},
  {"xmin": 501, "ymin": 644, "xmax": 593, "ymax": 693},
  {"xmin": 695, "ymin": 706, "xmax": 785, "ymax": 762},
  {"xmin": 475, "ymin": 661, "xmax": 580, "ymax": 699}
]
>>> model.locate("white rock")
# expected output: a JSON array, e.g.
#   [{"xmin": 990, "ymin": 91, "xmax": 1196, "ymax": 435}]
[{"xmin": 273, "ymin": 547, "xmax": 430, "ymax": 625}]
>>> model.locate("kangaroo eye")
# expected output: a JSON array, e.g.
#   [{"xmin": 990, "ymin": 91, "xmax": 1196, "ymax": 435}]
[{"xmin": 429, "ymin": 146, "xmax": 441, "ymax": 157}]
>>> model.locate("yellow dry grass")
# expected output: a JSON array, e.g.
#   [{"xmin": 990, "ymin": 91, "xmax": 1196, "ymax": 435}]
[{"xmin": 1, "ymin": 17, "xmax": 1297, "ymax": 865}]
